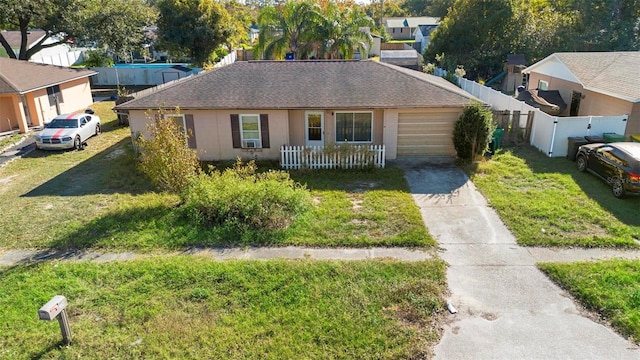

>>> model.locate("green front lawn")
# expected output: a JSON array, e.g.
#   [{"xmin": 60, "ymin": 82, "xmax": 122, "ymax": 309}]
[
  {"xmin": 0, "ymin": 102, "xmax": 433, "ymax": 250},
  {"xmin": 469, "ymin": 146, "xmax": 640, "ymax": 247},
  {"xmin": 0, "ymin": 257, "xmax": 447, "ymax": 359},
  {"xmin": 0, "ymin": 133, "xmax": 24, "ymax": 150},
  {"xmin": 539, "ymin": 260, "xmax": 640, "ymax": 342}
]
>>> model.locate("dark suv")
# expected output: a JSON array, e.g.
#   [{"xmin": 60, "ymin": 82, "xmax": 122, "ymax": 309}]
[{"xmin": 576, "ymin": 142, "xmax": 640, "ymax": 198}]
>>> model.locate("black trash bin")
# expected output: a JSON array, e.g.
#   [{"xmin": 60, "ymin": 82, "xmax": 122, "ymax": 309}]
[{"xmin": 567, "ymin": 136, "xmax": 588, "ymax": 161}]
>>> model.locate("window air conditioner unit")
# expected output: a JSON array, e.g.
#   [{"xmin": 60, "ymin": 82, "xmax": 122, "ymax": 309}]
[{"xmin": 243, "ymin": 140, "xmax": 258, "ymax": 148}]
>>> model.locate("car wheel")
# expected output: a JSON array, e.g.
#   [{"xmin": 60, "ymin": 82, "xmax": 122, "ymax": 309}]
[
  {"xmin": 576, "ymin": 155, "xmax": 587, "ymax": 172},
  {"xmin": 95, "ymin": 124, "xmax": 101, "ymax": 136},
  {"xmin": 74, "ymin": 136, "xmax": 83, "ymax": 151},
  {"xmin": 611, "ymin": 177, "xmax": 625, "ymax": 198}
]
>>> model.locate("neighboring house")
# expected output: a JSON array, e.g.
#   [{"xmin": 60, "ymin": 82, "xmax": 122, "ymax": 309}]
[
  {"xmin": 0, "ymin": 30, "xmax": 77, "ymax": 66},
  {"xmin": 356, "ymin": 27, "xmax": 381, "ymax": 58},
  {"xmin": 249, "ymin": 25, "xmax": 260, "ymax": 44},
  {"xmin": 414, "ymin": 24, "xmax": 438, "ymax": 53},
  {"xmin": 523, "ymin": 52, "xmax": 640, "ymax": 136},
  {"xmin": 114, "ymin": 60, "xmax": 476, "ymax": 160},
  {"xmin": 0, "ymin": 58, "xmax": 96, "ymax": 133},
  {"xmin": 384, "ymin": 17, "xmax": 439, "ymax": 40}
]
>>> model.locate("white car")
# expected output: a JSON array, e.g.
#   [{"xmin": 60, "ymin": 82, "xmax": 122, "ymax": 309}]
[{"xmin": 35, "ymin": 113, "xmax": 101, "ymax": 150}]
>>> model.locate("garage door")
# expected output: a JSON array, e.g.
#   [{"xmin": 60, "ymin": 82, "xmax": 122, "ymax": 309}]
[{"xmin": 397, "ymin": 112, "xmax": 458, "ymax": 156}]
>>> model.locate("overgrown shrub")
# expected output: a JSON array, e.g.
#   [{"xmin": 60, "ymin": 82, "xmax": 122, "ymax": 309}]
[
  {"xmin": 135, "ymin": 109, "xmax": 201, "ymax": 195},
  {"xmin": 182, "ymin": 160, "xmax": 311, "ymax": 231},
  {"xmin": 452, "ymin": 102, "xmax": 495, "ymax": 162}
]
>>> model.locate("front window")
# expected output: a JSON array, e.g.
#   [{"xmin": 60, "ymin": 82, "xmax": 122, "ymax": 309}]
[
  {"xmin": 47, "ymin": 85, "xmax": 63, "ymax": 106},
  {"xmin": 164, "ymin": 114, "xmax": 185, "ymax": 133},
  {"xmin": 335, "ymin": 112, "xmax": 372, "ymax": 143},
  {"xmin": 240, "ymin": 114, "xmax": 261, "ymax": 148}
]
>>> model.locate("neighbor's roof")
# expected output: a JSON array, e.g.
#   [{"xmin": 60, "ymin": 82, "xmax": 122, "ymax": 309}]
[
  {"xmin": 380, "ymin": 50, "xmax": 420, "ymax": 60},
  {"xmin": 416, "ymin": 24, "xmax": 438, "ymax": 36},
  {"xmin": 506, "ymin": 54, "xmax": 526, "ymax": 65},
  {"xmin": 404, "ymin": 17, "xmax": 439, "ymax": 27},
  {"xmin": 386, "ymin": 17, "xmax": 439, "ymax": 28},
  {"xmin": 0, "ymin": 29, "xmax": 46, "ymax": 48},
  {"xmin": 0, "ymin": 58, "xmax": 97, "ymax": 94},
  {"xmin": 522, "ymin": 51, "xmax": 640, "ymax": 102},
  {"xmin": 114, "ymin": 60, "xmax": 477, "ymax": 111}
]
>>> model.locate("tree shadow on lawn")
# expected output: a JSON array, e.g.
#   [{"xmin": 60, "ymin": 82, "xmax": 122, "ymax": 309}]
[
  {"xmin": 22, "ymin": 138, "xmax": 155, "ymax": 197},
  {"xmin": 47, "ymin": 202, "xmax": 281, "ymax": 251},
  {"xmin": 508, "ymin": 146, "xmax": 640, "ymax": 229}
]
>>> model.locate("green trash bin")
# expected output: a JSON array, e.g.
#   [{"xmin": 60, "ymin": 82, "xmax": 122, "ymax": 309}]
[
  {"xmin": 603, "ymin": 133, "xmax": 626, "ymax": 143},
  {"xmin": 491, "ymin": 128, "xmax": 504, "ymax": 151}
]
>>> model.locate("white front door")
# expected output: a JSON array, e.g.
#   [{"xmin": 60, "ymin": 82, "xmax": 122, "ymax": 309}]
[{"xmin": 305, "ymin": 111, "xmax": 324, "ymax": 147}]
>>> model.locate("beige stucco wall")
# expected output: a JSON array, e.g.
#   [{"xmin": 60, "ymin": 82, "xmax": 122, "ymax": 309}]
[
  {"xmin": 0, "ymin": 96, "xmax": 18, "ymax": 132},
  {"xmin": 30, "ymin": 78, "xmax": 94, "ymax": 126},
  {"xmin": 129, "ymin": 107, "xmax": 462, "ymax": 161},
  {"xmin": 129, "ymin": 109, "xmax": 290, "ymax": 161},
  {"xmin": 528, "ymin": 71, "xmax": 637, "ymax": 135},
  {"xmin": 288, "ymin": 110, "xmax": 305, "ymax": 146},
  {"xmin": 287, "ymin": 109, "xmax": 383, "ymax": 147}
]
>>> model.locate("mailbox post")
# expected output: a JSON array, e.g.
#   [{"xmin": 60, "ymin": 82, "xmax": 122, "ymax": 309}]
[{"xmin": 38, "ymin": 295, "xmax": 71, "ymax": 344}]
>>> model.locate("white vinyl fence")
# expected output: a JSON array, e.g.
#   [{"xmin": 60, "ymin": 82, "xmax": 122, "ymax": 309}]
[
  {"xmin": 30, "ymin": 50, "xmax": 84, "ymax": 67},
  {"xmin": 213, "ymin": 50, "xmax": 237, "ymax": 68},
  {"xmin": 280, "ymin": 145, "xmax": 386, "ymax": 169},
  {"xmin": 457, "ymin": 77, "xmax": 629, "ymax": 157},
  {"xmin": 530, "ymin": 112, "xmax": 628, "ymax": 157}
]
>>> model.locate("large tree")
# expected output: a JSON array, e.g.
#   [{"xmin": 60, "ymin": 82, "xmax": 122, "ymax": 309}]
[
  {"xmin": 402, "ymin": 0, "xmax": 455, "ymax": 17},
  {"xmin": 0, "ymin": 0, "xmax": 155, "ymax": 60},
  {"xmin": 320, "ymin": 2, "xmax": 374, "ymax": 59},
  {"xmin": 156, "ymin": 0, "xmax": 232, "ymax": 66},
  {"xmin": 425, "ymin": 0, "xmax": 514, "ymax": 79},
  {"xmin": 256, "ymin": 0, "xmax": 324, "ymax": 59}
]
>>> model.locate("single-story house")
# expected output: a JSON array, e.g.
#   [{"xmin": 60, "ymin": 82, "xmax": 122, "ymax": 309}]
[
  {"xmin": 114, "ymin": 60, "xmax": 477, "ymax": 161},
  {"xmin": 385, "ymin": 17, "xmax": 439, "ymax": 40},
  {"xmin": 522, "ymin": 51, "xmax": 640, "ymax": 137},
  {"xmin": 0, "ymin": 57, "xmax": 96, "ymax": 133}
]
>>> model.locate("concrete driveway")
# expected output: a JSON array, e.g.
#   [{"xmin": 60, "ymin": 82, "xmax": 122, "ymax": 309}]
[{"xmin": 399, "ymin": 160, "xmax": 639, "ymax": 360}]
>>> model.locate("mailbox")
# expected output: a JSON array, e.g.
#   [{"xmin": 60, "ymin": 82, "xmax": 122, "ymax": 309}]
[
  {"xmin": 38, "ymin": 295, "xmax": 68, "ymax": 321},
  {"xmin": 38, "ymin": 295, "xmax": 72, "ymax": 344}
]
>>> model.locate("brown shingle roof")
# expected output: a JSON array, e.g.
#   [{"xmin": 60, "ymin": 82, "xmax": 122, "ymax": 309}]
[
  {"xmin": 554, "ymin": 52, "xmax": 640, "ymax": 102},
  {"xmin": 115, "ymin": 60, "xmax": 476, "ymax": 110},
  {"xmin": 0, "ymin": 58, "xmax": 96, "ymax": 94},
  {"xmin": 0, "ymin": 30, "xmax": 46, "ymax": 48}
]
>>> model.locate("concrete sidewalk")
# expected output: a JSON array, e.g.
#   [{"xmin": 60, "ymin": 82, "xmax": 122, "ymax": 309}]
[
  {"xmin": 400, "ymin": 161, "xmax": 639, "ymax": 360},
  {"xmin": 0, "ymin": 247, "xmax": 433, "ymax": 266}
]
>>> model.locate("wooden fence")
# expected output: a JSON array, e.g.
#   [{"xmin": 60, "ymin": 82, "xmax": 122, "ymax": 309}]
[
  {"xmin": 280, "ymin": 145, "xmax": 386, "ymax": 169},
  {"xmin": 492, "ymin": 110, "xmax": 535, "ymax": 146}
]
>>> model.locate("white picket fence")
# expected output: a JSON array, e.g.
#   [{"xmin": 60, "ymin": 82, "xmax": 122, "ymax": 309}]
[{"xmin": 280, "ymin": 145, "xmax": 386, "ymax": 169}]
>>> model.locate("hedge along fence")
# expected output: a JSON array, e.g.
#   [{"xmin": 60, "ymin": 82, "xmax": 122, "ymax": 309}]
[{"xmin": 280, "ymin": 144, "xmax": 386, "ymax": 169}]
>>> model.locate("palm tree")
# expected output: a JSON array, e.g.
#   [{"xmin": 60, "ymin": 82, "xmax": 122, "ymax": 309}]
[
  {"xmin": 319, "ymin": 3, "xmax": 374, "ymax": 60},
  {"xmin": 256, "ymin": 1, "xmax": 324, "ymax": 60}
]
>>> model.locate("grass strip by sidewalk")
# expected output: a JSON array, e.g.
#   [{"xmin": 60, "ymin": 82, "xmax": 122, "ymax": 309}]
[
  {"xmin": 539, "ymin": 259, "xmax": 640, "ymax": 342},
  {"xmin": 0, "ymin": 257, "xmax": 447, "ymax": 359},
  {"xmin": 468, "ymin": 147, "xmax": 639, "ymax": 248}
]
